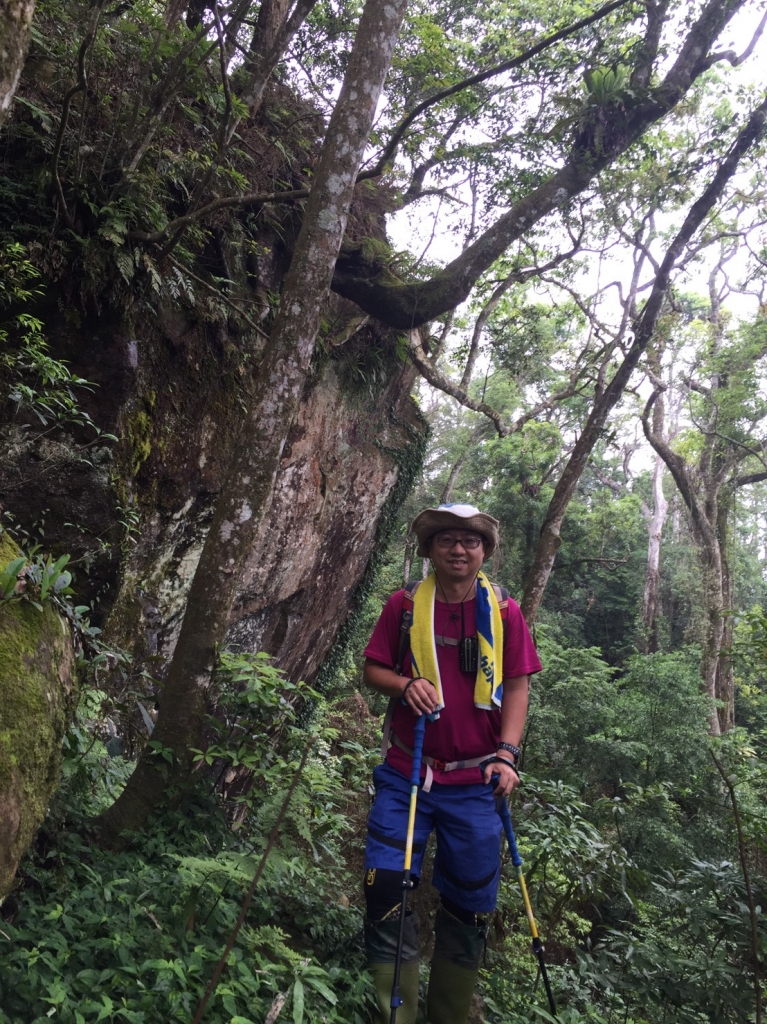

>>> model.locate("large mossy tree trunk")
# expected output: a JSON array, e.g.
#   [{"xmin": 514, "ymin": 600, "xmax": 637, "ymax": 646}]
[
  {"xmin": 0, "ymin": 0, "xmax": 35, "ymax": 127},
  {"xmin": 0, "ymin": 532, "xmax": 75, "ymax": 900},
  {"xmin": 96, "ymin": 0, "xmax": 410, "ymax": 845}
]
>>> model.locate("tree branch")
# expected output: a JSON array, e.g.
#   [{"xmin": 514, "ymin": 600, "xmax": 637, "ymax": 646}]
[
  {"xmin": 410, "ymin": 328, "xmax": 510, "ymax": 436},
  {"xmin": 334, "ymin": 0, "xmax": 750, "ymax": 329},
  {"xmin": 641, "ymin": 388, "xmax": 719, "ymax": 551},
  {"xmin": 411, "ymin": 327, "xmax": 588, "ymax": 437},
  {"xmin": 52, "ymin": 2, "xmax": 107, "ymax": 231},
  {"xmin": 520, "ymin": 84, "xmax": 767, "ymax": 625},
  {"xmin": 703, "ymin": 8, "xmax": 767, "ymax": 69},
  {"xmin": 459, "ymin": 239, "xmax": 584, "ymax": 391},
  {"xmin": 734, "ymin": 471, "xmax": 767, "ymax": 488},
  {"xmin": 357, "ymin": 0, "xmax": 636, "ymax": 182},
  {"xmin": 128, "ymin": 187, "xmax": 310, "ymax": 243}
]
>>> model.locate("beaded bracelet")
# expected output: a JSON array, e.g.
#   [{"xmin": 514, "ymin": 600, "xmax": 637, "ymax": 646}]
[{"xmin": 497, "ymin": 741, "xmax": 520, "ymax": 763}]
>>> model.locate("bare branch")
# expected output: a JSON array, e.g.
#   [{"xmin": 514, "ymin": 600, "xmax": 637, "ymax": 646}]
[
  {"xmin": 460, "ymin": 239, "xmax": 584, "ymax": 391},
  {"xmin": 410, "ymin": 328, "xmax": 510, "ymax": 436},
  {"xmin": 167, "ymin": 256, "xmax": 269, "ymax": 338},
  {"xmin": 128, "ymin": 187, "xmax": 310, "ymax": 243},
  {"xmin": 411, "ymin": 327, "xmax": 588, "ymax": 438},
  {"xmin": 734, "ymin": 471, "xmax": 767, "ymax": 488},
  {"xmin": 591, "ymin": 465, "xmax": 625, "ymax": 494},
  {"xmin": 52, "ymin": 2, "xmax": 108, "ymax": 231},
  {"xmin": 704, "ymin": 8, "xmax": 767, "ymax": 69}
]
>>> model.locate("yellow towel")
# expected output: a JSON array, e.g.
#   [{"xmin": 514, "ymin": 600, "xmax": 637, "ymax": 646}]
[{"xmin": 410, "ymin": 572, "xmax": 504, "ymax": 711}]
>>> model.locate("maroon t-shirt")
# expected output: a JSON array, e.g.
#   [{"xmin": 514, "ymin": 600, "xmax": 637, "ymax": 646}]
[{"xmin": 364, "ymin": 589, "xmax": 542, "ymax": 785}]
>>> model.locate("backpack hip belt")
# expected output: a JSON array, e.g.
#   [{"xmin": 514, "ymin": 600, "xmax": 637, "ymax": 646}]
[{"xmin": 388, "ymin": 732, "xmax": 496, "ymax": 793}]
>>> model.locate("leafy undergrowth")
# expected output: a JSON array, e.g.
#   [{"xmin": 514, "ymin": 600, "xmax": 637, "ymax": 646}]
[
  {"xmin": 0, "ymin": 653, "xmax": 379, "ymax": 1024},
  {"xmin": 0, "ymin": 803, "xmax": 372, "ymax": 1024},
  {"xmin": 1, "ymin": 644, "xmax": 765, "ymax": 1024}
]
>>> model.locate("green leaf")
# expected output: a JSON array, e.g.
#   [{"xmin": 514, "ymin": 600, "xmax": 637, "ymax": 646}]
[
  {"xmin": 292, "ymin": 978, "xmax": 304, "ymax": 1024},
  {"xmin": 304, "ymin": 976, "xmax": 337, "ymax": 1004}
]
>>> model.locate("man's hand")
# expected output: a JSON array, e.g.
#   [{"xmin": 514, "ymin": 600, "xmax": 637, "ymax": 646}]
[
  {"xmin": 482, "ymin": 758, "xmax": 520, "ymax": 797},
  {"xmin": 402, "ymin": 676, "xmax": 440, "ymax": 717}
]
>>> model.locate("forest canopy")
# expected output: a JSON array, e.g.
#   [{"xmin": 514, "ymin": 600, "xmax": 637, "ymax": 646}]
[{"xmin": 0, "ymin": 0, "xmax": 766, "ymax": 1021}]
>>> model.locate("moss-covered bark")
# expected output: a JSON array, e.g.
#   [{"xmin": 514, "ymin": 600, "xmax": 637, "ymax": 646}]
[
  {"xmin": 0, "ymin": 0, "xmax": 36, "ymax": 128},
  {"xmin": 0, "ymin": 532, "xmax": 75, "ymax": 899}
]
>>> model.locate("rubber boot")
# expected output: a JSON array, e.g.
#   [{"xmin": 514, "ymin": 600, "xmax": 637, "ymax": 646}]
[
  {"xmin": 366, "ymin": 914, "xmax": 420, "ymax": 1024},
  {"xmin": 425, "ymin": 957, "xmax": 477, "ymax": 1024},
  {"xmin": 426, "ymin": 907, "xmax": 485, "ymax": 1024},
  {"xmin": 369, "ymin": 961, "xmax": 420, "ymax": 1024}
]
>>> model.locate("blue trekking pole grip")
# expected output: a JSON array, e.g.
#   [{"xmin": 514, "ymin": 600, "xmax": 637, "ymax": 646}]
[
  {"xmin": 494, "ymin": 782, "xmax": 557, "ymax": 1018},
  {"xmin": 391, "ymin": 712, "xmax": 426, "ymax": 1024},
  {"xmin": 409, "ymin": 712, "xmax": 426, "ymax": 787},
  {"xmin": 497, "ymin": 796, "xmax": 522, "ymax": 868}
]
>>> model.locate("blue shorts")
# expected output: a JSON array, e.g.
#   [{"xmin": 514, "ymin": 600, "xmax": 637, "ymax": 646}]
[{"xmin": 364, "ymin": 762, "xmax": 503, "ymax": 914}]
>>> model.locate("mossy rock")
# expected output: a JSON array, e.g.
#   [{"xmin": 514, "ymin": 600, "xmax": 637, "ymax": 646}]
[{"xmin": 0, "ymin": 533, "xmax": 75, "ymax": 900}]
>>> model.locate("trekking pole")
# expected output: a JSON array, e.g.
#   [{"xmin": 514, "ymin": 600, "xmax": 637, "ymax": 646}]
[
  {"xmin": 390, "ymin": 712, "xmax": 426, "ymax": 1024},
  {"xmin": 495, "ymin": 786, "xmax": 557, "ymax": 1018}
]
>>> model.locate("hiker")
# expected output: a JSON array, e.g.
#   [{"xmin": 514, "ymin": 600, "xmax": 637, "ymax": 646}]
[{"xmin": 362, "ymin": 504, "xmax": 542, "ymax": 1024}]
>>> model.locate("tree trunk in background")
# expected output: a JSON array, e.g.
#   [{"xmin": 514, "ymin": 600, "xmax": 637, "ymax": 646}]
[
  {"xmin": 698, "ymin": 528, "xmax": 725, "ymax": 737},
  {"xmin": 642, "ymin": 452, "xmax": 668, "ymax": 652},
  {"xmin": 440, "ymin": 453, "xmax": 465, "ymax": 503},
  {"xmin": 641, "ymin": 357, "xmax": 670, "ymax": 654},
  {"xmin": 250, "ymin": 0, "xmax": 290, "ymax": 51},
  {"xmin": 97, "ymin": 0, "xmax": 410, "ymax": 845},
  {"xmin": 402, "ymin": 533, "xmax": 416, "ymax": 586},
  {"xmin": 0, "ymin": 0, "xmax": 35, "ymax": 128},
  {"xmin": 716, "ymin": 498, "xmax": 735, "ymax": 733},
  {"xmin": 642, "ymin": 395, "xmax": 732, "ymax": 737}
]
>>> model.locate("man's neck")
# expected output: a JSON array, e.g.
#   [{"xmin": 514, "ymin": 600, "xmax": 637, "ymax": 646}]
[{"xmin": 434, "ymin": 575, "xmax": 476, "ymax": 604}]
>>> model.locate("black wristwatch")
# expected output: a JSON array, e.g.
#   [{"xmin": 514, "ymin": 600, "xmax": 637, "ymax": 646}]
[{"xmin": 497, "ymin": 741, "xmax": 520, "ymax": 763}]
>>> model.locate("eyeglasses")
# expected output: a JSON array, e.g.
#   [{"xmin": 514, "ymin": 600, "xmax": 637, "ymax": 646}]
[{"xmin": 433, "ymin": 533, "xmax": 483, "ymax": 550}]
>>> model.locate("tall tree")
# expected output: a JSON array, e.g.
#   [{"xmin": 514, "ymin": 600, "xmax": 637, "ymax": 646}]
[
  {"xmin": 643, "ymin": 292, "xmax": 767, "ymax": 734},
  {"xmin": 520, "ymin": 104, "xmax": 767, "ymax": 625},
  {"xmin": 98, "ymin": 0, "xmax": 410, "ymax": 842}
]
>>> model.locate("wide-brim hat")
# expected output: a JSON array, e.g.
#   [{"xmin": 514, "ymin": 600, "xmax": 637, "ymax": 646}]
[{"xmin": 411, "ymin": 504, "xmax": 500, "ymax": 558}]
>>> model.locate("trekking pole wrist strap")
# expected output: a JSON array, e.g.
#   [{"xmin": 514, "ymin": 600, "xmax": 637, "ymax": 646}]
[
  {"xmin": 483, "ymin": 755, "xmax": 520, "ymax": 778},
  {"xmin": 401, "ymin": 677, "xmax": 426, "ymax": 701}
]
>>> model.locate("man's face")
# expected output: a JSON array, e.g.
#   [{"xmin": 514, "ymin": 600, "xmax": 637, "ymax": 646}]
[{"xmin": 428, "ymin": 529, "xmax": 487, "ymax": 584}]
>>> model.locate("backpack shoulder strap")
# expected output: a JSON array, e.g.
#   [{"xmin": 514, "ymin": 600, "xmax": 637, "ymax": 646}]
[
  {"xmin": 490, "ymin": 582, "xmax": 510, "ymax": 663},
  {"xmin": 382, "ymin": 581, "xmax": 420, "ymax": 760},
  {"xmin": 394, "ymin": 580, "xmax": 420, "ymax": 674},
  {"xmin": 491, "ymin": 582, "xmax": 510, "ymax": 613}
]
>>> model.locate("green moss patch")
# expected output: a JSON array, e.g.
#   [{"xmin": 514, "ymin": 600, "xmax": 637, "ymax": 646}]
[{"xmin": 0, "ymin": 537, "xmax": 75, "ymax": 899}]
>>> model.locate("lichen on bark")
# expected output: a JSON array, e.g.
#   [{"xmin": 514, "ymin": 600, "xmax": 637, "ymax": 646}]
[{"xmin": 0, "ymin": 531, "xmax": 75, "ymax": 900}]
